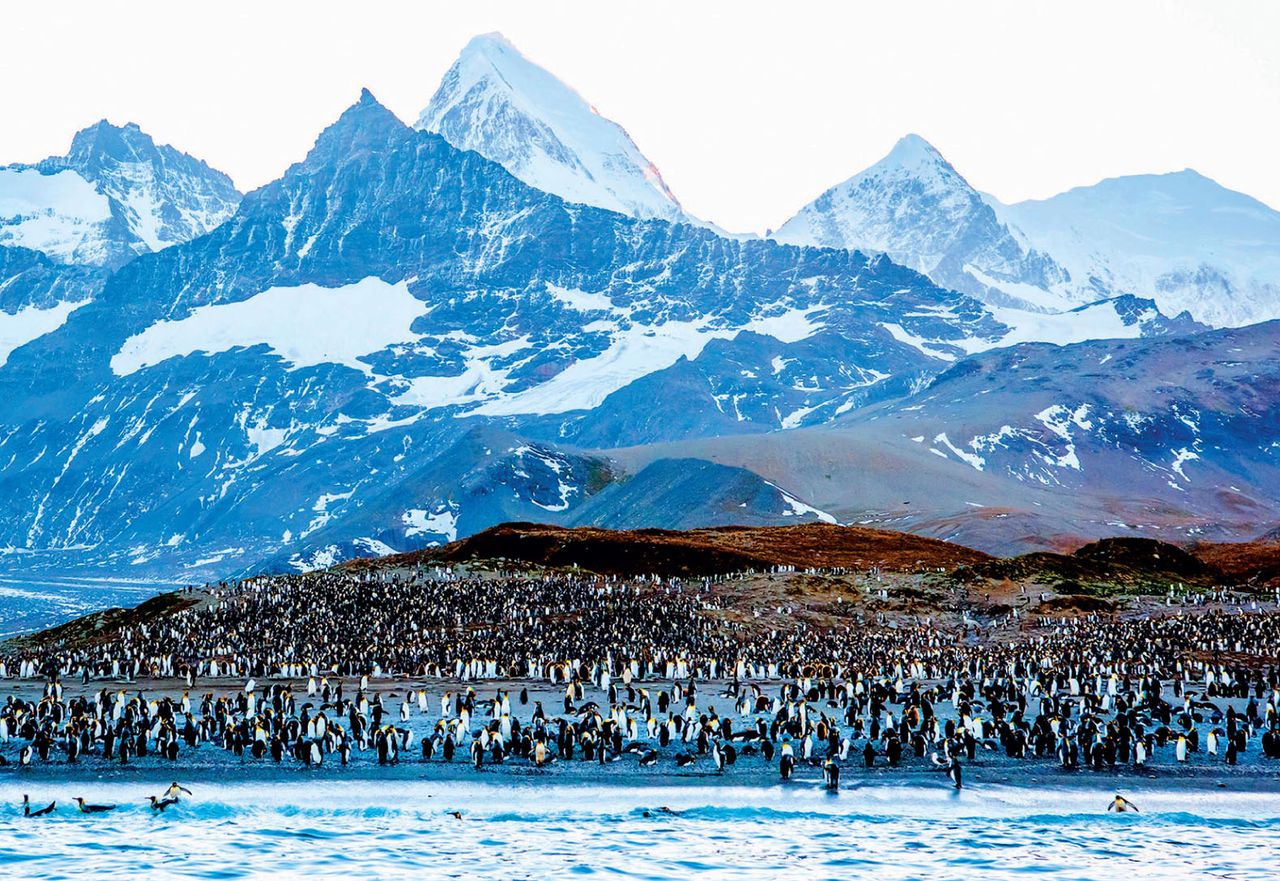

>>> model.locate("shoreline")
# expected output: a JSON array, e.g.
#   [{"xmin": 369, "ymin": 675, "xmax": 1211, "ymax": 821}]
[{"xmin": 6, "ymin": 751, "xmax": 1280, "ymax": 793}]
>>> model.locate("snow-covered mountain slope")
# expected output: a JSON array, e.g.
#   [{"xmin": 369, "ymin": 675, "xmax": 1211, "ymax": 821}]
[
  {"xmin": 0, "ymin": 168, "xmax": 114, "ymax": 266},
  {"xmin": 0, "ymin": 121, "xmax": 240, "ymax": 268},
  {"xmin": 416, "ymin": 32, "xmax": 684, "ymax": 223},
  {"xmin": 858, "ymin": 320, "xmax": 1280, "ymax": 548},
  {"xmin": 0, "ymin": 87, "xmax": 1266, "ymax": 588},
  {"xmin": 993, "ymin": 171, "xmax": 1280, "ymax": 328},
  {"xmin": 0, "ymin": 90, "xmax": 992, "ymax": 581},
  {"xmin": 772, "ymin": 134, "xmax": 1073, "ymax": 311},
  {"xmin": 774, "ymin": 134, "xmax": 1280, "ymax": 329},
  {"xmin": 0, "ymin": 245, "xmax": 105, "ymax": 369}
]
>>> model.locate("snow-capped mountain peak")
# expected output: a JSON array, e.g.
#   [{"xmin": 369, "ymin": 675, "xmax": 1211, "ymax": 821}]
[
  {"xmin": 776, "ymin": 131, "xmax": 1280, "ymax": 328},
  {"xmin": 416, "ymin": 32, "xmax": 684, "ymax": 222},
  {"xmin": 773, "ymin": 134, "xmax": 1071, "ymax": 312},
  {"xmin": 0, "ymin": 119, "xmax": 241, "ymax": 267},
  {"xmin": 878, "ymin": 133, "xmax": 951, "ymax": 175}
]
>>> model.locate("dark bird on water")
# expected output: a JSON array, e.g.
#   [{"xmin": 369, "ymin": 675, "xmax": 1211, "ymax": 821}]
[{"xmin": 23, "ymin": 794, "xmax": 55, "ymax": 817}]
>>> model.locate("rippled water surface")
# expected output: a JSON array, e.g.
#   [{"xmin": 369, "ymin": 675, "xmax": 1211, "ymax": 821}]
[{"xmin": 0, "ymin": 781, "xmax": 1275, "ymax": 879}]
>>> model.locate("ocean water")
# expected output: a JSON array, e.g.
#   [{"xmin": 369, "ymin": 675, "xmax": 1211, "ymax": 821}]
[
  {"xmin": 0, "ymin": 577, "xmax": 166, "ymax": 638},
  {"xmin": 0, "ymin": 780, "xmax": 1275, "ymax": 880}
]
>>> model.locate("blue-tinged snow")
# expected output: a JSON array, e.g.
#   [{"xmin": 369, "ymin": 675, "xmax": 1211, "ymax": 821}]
[
  {"xmin": 0, "ymin": 168, "xmax": 114, "ymax": 264},
  {"xmin": 775, "ymin": 132, "xmax": 1280, "ymax": 329},
  {"xmin": 993, "ymin": 170, "xmax": 1280, "ymax": 327},
  {"xmin": 417, "ymin": 33, "xmax": 684, "ymax": 222},
  {"xmin": 1, "ymin": 122, "xmax": 240, "ymax": 270},
  {"xmin": 111, "ymin": 278, "xmax": 430, "ymax": 376},
  {"xmin": 0, "ymin": 299, "xmax": 89, "ymax": 367}
]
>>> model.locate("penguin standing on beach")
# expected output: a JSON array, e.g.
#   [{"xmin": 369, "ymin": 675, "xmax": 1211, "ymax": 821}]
[
  {"xmin": 779, "ymin": 739, "xmax": 795, "ymax": 780},
  {"xmin": 947, "ymin": 756, "xmax": 963, "ymax": 790}
]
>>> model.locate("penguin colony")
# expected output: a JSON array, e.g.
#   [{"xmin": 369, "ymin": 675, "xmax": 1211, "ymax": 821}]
[{"xmin": 2, "ymin": 567, "xmax": 1280, "ymax": 785}]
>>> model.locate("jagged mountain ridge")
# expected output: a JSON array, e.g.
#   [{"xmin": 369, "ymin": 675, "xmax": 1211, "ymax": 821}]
[
  {"xmin": 0, "ymin": 121, "xmax": 241, "ymax": 269},
  {"xmin": 0, "ymin": 90, "xmax": 1004, "ymax": 581},
  {"xmin": 0, "ymin": 122, "xmax": 240, "ymax": 374},
  {"xmin": 0, "ymin": 55, "xmax": 1270, "ymax": 589},
  {"xmin": 773, "ymin": 134, "xmax": 1072, "ymax": 311}
]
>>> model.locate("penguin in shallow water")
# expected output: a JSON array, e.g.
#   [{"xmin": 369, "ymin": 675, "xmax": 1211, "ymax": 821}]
[
  {"xmin": 74, "ymin": 798, "xmax": 117, "ymax": 814},
  {"xmin": 148, "ymin": 795, "xmax": 179, "ymax": 812},
  {"xmin": 23, "ymin": 794, "xmax": 55, "ymax": 817},
  {"xmin": 947, "ymin": 757, "xmax": 963, "ymax": 790},
  {"xmin": 823, "ymin": 759, "xmax": 840, "ymax": 791},
  {"xmin": 164, "ymin": 783, "xmax": 193, "ymax": 801},
  {"xmin": 1107, "ymin": 794, "xmax": 1139, "ymax": 813},
  {"xmin": 780, "ymin": 753, "xmax": 795, "ymax": 780}
]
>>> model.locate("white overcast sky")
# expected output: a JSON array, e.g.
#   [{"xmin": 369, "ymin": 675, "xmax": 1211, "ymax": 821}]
[{"xmin": 2, "ymin": 1, "xmax": 1276, "ymax": 233}]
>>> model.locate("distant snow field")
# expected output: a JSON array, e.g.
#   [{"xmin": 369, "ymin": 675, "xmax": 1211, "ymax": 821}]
[
  {"xmin": 0, "ymin": 299, "xmax": 90, "ymax": 366},
  {"xmin": 110, "ymin": 278, "xmax": 431, "ymax": 376},
  {"xmin": 0, "ymin": 168, "xmax": 112, "ymax": 263}
]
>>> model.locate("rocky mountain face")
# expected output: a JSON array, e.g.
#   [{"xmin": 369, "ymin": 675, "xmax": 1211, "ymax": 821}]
[
  {"xmin": 774, "ymin": 135, "xmax": 1280, "ymax": 328},
  {"xmin": 0, "ymin": 40, "xmax": 1273, "ymax": 592},
  {"xmin": 604, "ymin": 321, "xmax": 1280, "ymax": 553},
  {"xmin": 0, "ymin": 121, "xmax": 241, "ymax": 378},
  {"xmin": 0, "ymin": 91, "xmax": 1009, "ymax": 582},
  {"xmin": 0, "ymin": 121, "xmax": 241, "ymax": 269},
  {"xmin": 849, "ymin": 320, "xmax": 1280, "ymax": 548},
  {"xmin": 0, "ymin": 246, "xmax": 105, "ymax": 367}
]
